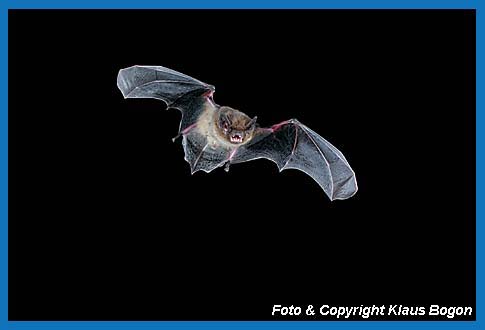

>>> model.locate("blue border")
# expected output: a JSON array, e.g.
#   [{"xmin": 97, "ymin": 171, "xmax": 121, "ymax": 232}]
[{"xmin": 1, "ymin": 0, "xmax": 480, "ymax": 329}]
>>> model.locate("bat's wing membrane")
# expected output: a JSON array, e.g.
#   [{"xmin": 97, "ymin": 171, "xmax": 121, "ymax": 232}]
[
  {"xmin": 182, "ymin": 131, "xmax": 230, "ymax": 174},
  {"xmin": 117, "ymin": 65, "xmax": 215, "ymax": 132},
  {"xmin": 117, "ymin": 65, "xmax": 213, "ymax": 102},
  {"xmin": 233, "ymin": 120, "xmax": 358, "ymax": 200}
]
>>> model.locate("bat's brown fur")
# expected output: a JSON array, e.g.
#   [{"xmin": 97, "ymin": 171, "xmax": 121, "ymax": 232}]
[
  {"xmin": 221, "ymin": 107, "xmax": 250, "ymax": 130},
  {"xmin": 214, "ymin": 106, "xmax": 256, "ymax": 145}
]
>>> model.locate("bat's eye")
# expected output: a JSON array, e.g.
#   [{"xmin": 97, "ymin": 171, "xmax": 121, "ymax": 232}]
[{"xmin": 223, "ymin": 122, "xmax": 229, "ymax": 132}]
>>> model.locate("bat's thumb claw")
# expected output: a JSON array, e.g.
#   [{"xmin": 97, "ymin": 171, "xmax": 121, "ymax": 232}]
[
  {"xmin": 224, "ymin": 162, "xmax": 231, "ymax": 172},
  {"xmin": 172, "ymin": 133, "xmax": 181, "ymax": 142}
]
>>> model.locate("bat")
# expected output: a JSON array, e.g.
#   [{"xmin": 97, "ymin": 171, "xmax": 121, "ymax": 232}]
[{"xmin": 117, "ymin": 65, "xmax": 358, "ymax": 200}]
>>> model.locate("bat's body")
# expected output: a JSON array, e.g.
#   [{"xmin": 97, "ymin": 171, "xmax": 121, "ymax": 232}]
[
  {"xmin": 190, "ymin": 104, "xmax": 251, "ymax": 151},
  {"xmin": 117, "ymin": 65, "xmax": 358, "ymax": 200}
]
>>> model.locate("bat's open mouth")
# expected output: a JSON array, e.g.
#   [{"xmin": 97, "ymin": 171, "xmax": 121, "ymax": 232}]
[{"xmin": 230, "ymin": 134, "xmax": 243, "ymax": 143}]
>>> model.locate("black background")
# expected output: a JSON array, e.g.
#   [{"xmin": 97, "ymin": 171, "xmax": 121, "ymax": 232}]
[{"xmin": 9, "ymin": 10, "xmax": 475, "ymax": 321}]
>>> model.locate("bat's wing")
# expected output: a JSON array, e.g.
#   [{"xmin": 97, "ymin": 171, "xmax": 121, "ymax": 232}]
[
  {"xmin": 117, "ymin": 65, "xmax": 215, "ymax": 132},
  {"xmin": 232, "ymin": 119, "xmax": 358, "ymax": 200},
  {"xmin": 182, "ymin": 130, "xmax": 230, "ymax": 174},
  {"xmin": 117, "ymin": 65, "xmax": 227, "ymax": 173}
]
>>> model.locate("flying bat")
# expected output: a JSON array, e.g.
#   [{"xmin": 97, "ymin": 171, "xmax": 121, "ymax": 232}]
[{"xmin": 117, "ymin": 65, "xmax": 358, "ymax": 200}]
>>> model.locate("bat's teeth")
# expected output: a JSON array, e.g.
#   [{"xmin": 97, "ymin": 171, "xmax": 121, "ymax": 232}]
[{"xmin": 230, "ymin": 135, "xmax": 242, "ymax": 143}]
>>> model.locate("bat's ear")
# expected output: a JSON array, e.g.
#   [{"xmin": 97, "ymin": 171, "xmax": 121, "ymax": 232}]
[
  {"xmin": 247, "ymin": 116, "xmax": 258, "ymax": 129},
  {"xmin": 222, "ymin": 112, "xmax": 232, "ymax": 125}
]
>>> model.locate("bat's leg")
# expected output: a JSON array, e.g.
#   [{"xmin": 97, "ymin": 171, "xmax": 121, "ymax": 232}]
[
  {"xmin": 224, "ymin": 162, "xmax": 231, "ymax": 172},
  {"xmin": 224, "ymin": 147, "xmax": 239, "ymax": 172},
  {"xmin": 172, "ymin": 123, "xmax": 197, "ymax": 142}
]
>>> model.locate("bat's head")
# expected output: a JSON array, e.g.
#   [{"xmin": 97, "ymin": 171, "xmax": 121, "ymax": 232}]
[{"xmin": 217, "ymin": 106, "xmax": 257, "ymax": 145}]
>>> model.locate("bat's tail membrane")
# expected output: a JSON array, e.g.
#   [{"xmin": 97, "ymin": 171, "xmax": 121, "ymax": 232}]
[{"xmin": 117, "ymin": 65, "xmax": 214, "ymax": 105}]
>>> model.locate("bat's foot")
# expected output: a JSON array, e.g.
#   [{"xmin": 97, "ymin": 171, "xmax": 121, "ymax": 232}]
[{"xmin": 224, "ymin": 162, "xmax": 231, "ymax": 172}]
